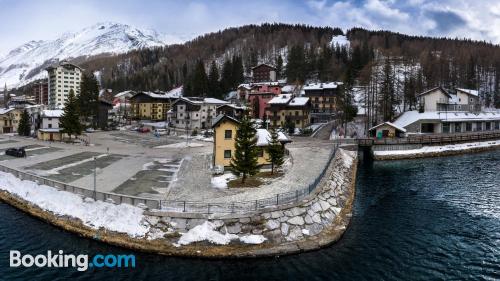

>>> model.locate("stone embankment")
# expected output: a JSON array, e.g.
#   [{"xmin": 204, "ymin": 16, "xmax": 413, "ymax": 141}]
[{"xmin": 0, "ymin": 148, "xmax": 358, "ymax": 258}]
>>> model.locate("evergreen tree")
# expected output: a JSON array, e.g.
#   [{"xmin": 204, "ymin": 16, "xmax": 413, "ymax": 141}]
[
  {"xmin": 276, "ymin": 55, "xmax": 283, "ymax": 79},
  {"xmin": 266, "ymin": 128, "xmax": 285, "ymax": 174},
  {"xmin": 208, "ymin": 61, "xmax": 221, "ymax": 98},
  {"xmin": 284, "ymin": 118, "xmax": 296, "ymax": 135},
  {"xmin": 230, "ymin": 117, "xmax": 259, "ymax": 183},
  {"xmin": 78, "ymin": 73, "xmax": 99, "ymax": 127},
  {"xmin": 191, "ymin": 60, "xmax": 209, "ymax": 96},
  {"xmin": 60, "ymin": 89, "xmax": 82, "ymax": 139},
  {"xmin": 220, "ymin": 59, "xmax": 233, "ymax": 93},
  {"xmin": 285, "ymin": 45, "xmax": 306, "ymax": 83},
  {"xmin": 232, "ymin": 55, "xmax": 245, "ymax": 86},
  {"xmin": 379, "ymin": 58, "xmax": 397, "ymax": 121},
  {"xmin": 17, "ymin": 109, "xmax": 31, "ymax": 136}
]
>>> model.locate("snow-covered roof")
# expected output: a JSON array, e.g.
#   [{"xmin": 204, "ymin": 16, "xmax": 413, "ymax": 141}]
[
  {"xmin": 288, "ymin": 97, "xmax": 309, "ymax": 106},
  {"xmin": 369, "ymin": 122, "xmax": 407, "ymax": 133},
  {"xmin": 0, "ymin": 108, "xmax": 15, "ymax": 115},
  {"xmin": 252, "ymin": 63, "xmax": 276, "ymax": 70},
  {"xmin": 256, "ymin": 129, "xmax": 291, "ymax": 146},
  {"xmin": 237, "ymin": 83, "xmax": 252, "ymax": 90},
  {"xmin": 212, "ymin": 114, "xmax": 240, "ymax": 128},
  {"xmin": 42, "ymin": 109, "xmax": 64, "ymax": 118},
  {"xmin": 456, "ymin": 88, "xmax": 479, "ymax": 97},
  {"xmin": 393, "ymin": 111, "xmax": 500, "ymax": 128},
  {"xmin": 304, "ymin": 82, "xmax": 343, "ymax": 90},
  {"xmin": 268, "ymin": 94, "xmax": 292, "ymax": 104},
  {"xmin": 115, "ymin": 90, "xmax": 136, "ymax": 98},
  {"xmin": 39, "ymin": 128, "xmax": 62, "ymax": 133},
  {"xmin": 417, "ymin": 87, "xmax": 452, "ymax": 98}
]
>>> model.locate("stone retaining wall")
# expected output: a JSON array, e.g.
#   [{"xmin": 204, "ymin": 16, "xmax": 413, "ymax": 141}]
[{"xmin": 0, "ymin": 148, "xmax": 358, "ymax": 258}]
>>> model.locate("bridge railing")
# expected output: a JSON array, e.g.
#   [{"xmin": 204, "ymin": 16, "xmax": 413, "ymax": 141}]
[{"xmin": 356, "ymin": 131, "xmax": 500, "ymax": 146}]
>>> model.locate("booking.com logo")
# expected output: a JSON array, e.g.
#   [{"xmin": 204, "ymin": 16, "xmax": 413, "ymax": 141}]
[{"xmin": 10, "ymin": 250, "xmax": 136, "ymax": 271}]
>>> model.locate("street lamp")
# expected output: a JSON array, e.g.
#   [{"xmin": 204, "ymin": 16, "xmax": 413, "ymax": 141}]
[{"xmin": 93, "ymin": 156, "xmax": 97, "ymax": 200}]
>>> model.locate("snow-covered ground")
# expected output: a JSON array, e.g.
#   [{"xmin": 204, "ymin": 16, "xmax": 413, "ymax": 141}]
[
  {"xmin": 211, "ymin": 173, "xmax": 237, "ymax": 189},
  {"xmin": 0, "ymin": 171, "xmax": 150, "ymax": 237},
  {"xmin": 374, "ymin": 140, "xmax": 500, "ymax": 157},
  {"xmin": 154, "ymin": 142, "xmax": 205, "ymax": 149},
  {"xmin": 174, "ymin": 221, "xmax": 266, "ymax": 246}
]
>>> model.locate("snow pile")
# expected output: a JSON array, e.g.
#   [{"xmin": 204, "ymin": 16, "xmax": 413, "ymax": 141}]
[
  {"xmin": 211, "ymin": 173, "xmax": 236, "ymax": 189},
  {"xmin": 0, "ymin": 171, "xmax": 149, "ymax": 237},
  {"xmin": 374, "ymin": 140, "xmax": 500, "ymax": 157},
  {"xmin": 330, "ymin": 35, "xmax": 350, "ymax": 48},
  {"xmin": 175, "ymin": 221, "xmax": 267, "ymax": 246}
]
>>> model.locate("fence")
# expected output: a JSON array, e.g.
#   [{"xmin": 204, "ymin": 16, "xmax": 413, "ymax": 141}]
[
  {"xmin": 357, "ymin": 131, "xmax": 500, "ymax": 146},
  {"xmin": 0, "ymin": 165, "xmax": 162, "ymax": 210},
  {"xmin": 0, "ymin": 145, "xmax": 339, "ymax": 215}
]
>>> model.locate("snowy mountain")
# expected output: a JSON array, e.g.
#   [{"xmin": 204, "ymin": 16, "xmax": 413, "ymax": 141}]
[{"xmin": 0, "ymin": 22, "xmax": 182, "ymax": 88}]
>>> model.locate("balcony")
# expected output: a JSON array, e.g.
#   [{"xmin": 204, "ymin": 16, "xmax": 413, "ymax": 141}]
[{"xmin": 436, "ymin": 103, "xmax": 481, "ymax": 112}]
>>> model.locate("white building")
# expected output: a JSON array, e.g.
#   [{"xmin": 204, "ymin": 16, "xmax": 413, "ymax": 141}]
[
  {"xmin": 37, "ymin": 109, "xmax": 64, "ymax": 141},
  {"xmin": 46, "ymin": 61, "xmax": 83, "ymax": 109},
  {"xmin": 171, "ymin": 97, "xmax": 228, "ymax": 130}
]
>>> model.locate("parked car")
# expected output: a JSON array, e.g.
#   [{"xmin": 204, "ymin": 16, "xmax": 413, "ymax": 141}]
[
  {"xmin": 154, "ymin": 129, "xmax": 167, "ymax": 136},
  {"xmin": 5, "ymin": 147, "xmax": 26, "ymax": 158},
  {"xmin": 138, "ymin": 127, "xmax": 150, "ymax": 133},
  {"xmin": 85, "ymin": 128, "xmax": 95, "ymax": 133}
]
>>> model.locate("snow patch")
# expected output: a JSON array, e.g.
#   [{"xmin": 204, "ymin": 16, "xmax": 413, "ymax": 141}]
[
  {"xmin": 175, "ymin": 221, "xmax": 267, "ymax": 246},
  {"xmin": 211, "ymin": 173, "xmax": 236, "ymax": 189},
  {"xmin": 374, "ymin": 140, "xmax": 500, "ymax": 157}
]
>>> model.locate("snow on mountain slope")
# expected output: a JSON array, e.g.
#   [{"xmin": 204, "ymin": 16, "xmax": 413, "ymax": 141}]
[
  {"xmin": 0, "ymin": 22, "xmax": 182, "ymax": 88},
  {"xmin": 330, "ymin": 35, "xmax": 350, "ymax": 48}
]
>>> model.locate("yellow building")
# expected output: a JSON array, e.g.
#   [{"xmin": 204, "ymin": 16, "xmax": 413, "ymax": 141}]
[
  {"xmin": 0, "ymin": 108, "xmax": 23, "ymax": 133},
  {"xmin": 130, "ymin": 88, "xmax": 181, "ymax": 121},
  {"xmin": 212, "ymin": 115, "xmax": 291, "ymax": 168},
  {"xmin": 265, "ymin": 94, "xmax": 311, "ymax": 129}
]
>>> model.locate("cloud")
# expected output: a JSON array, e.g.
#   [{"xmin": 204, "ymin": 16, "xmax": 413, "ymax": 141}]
[{"xmin": 425, "ymin": 10, "xmax": 466, "ymax": 33}]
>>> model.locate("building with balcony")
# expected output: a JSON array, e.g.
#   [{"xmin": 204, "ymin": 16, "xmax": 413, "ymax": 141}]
[
  {"xmin": 265, "ymin": 94, "xmax": 311, "ymax": 129},
  {"xmin": 46, "ymin": 61, "xmax": 83, "ymax": 109},
  {"xmin": 251, "ymin": 64, "xmax": 277, "ymax": 83},
  {"xmin": 393, "ymin": 87, "xmax": 500, "ymax": 134},
  {"xmin": 32, "ymin": 80, "xmax": 49, "ymax": 105},
  {"xmin": 171, "ymin": 97, "xmax": 228, "ymax": 130},
  {"xmin": 303, "ymin": 82, "xmax": 343, "ymax": 123},
  {"xmin": 129, "ymin": 87, "xmax": 182, "ymax": 121}
]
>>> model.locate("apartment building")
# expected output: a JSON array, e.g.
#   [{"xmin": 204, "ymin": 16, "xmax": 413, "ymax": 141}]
[{"xmin": 46, "ymin": 61, "xmax": 83, "ymax": 109}]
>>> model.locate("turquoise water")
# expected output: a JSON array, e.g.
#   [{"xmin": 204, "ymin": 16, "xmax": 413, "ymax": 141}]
[{"xmin": 1, "ymin": 150, "xmax": 499, "ymax": 280}]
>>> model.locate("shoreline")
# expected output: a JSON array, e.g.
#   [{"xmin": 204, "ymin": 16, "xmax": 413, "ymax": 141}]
[{"xmin": 0, "ymin": 149, "xmax": 358, "ymax": 258}]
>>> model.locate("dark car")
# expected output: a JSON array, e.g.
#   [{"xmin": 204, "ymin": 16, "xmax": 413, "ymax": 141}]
[
  {"xmin": 5, "ymin": 147, "xmax": 26, "ymax": 158},
  {"xmin": 138, "ymin": 127, "xmax": 150, "ymax": 133}
]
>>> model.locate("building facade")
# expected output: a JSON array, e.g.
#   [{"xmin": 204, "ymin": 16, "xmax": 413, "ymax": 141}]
[
  {"xmin": 265, "ymin": 94, "xmax": 311, "ymax": 129},
  {"xmin": 171, "ymin": 97, "xmax": 228, "ymax": 130},
  {"xmin": 37, "ymin": 110, "xmax": 64, "ymax": 141},
  {"xmin": 46, "ymin": 61, "xmax": 83, "ymax": 109},
  {"xmin": 251, "ymin": 64, "xmax": 277, "ymax": 83},
  {"xmin": 303, "ymin": 82, "xmax": 343, "ymax": 123},
  {"xmin": 212, "ymin": 115, "xmax": 290, "ymax": 168},
  {"xmin": 33, "ymin": 80, "xmax": 49, "ymax": 105},
  {"xmin": 0, "ymin": 108, "xmax": 22, "ymax": 133}
]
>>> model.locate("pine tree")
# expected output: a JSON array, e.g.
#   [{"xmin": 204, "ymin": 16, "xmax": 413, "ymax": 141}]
[
  {"xmin": 230, "ymin": 116, "xmax": 259, "ymax": 183},
  {"xmin": 286, "ymin": 45, "xmax": 306, "ymax": 83},
  {"xmin": 232, "ymin": 56, "xmax": 244, "ymax": 86},
  {"xmin": 17, "ymin": 109, "xmax": 31, "ymax": 136},
  {"xmin": 60, "ymin": 89, "xmax": 82, "ymax": 139},
  {"xmin": 276, "ymin": 55, "xmax": 283, "ymax": 79},
  {"xmin": 266, "ymin": 128, "xmax": 285, "ymax": 174},
  {"xmin": 208, "ymin": 61, "xmax": 221, "ymax": 98},
  {"xmin": 78, "ymin": 73, "xmax": 99, "ymax": 127},
  {"xmin": 191, "ymin": 60, "xmax": 209, "ymax": 96},
  {"xmin": 379, "ymin": 58, "xmax": 397, "ymax": 121},
  {"xmin": 220, "ymin": 59, "xmax": 233, "ymax": 93}
]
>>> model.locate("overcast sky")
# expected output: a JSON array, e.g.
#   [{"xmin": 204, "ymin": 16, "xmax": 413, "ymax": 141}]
[{"xmin": 0, "ymin": 0, "xmax": 499, "ymax": 55}]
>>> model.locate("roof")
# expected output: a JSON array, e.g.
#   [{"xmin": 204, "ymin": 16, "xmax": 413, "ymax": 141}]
[
  {"xmin": 252, "ymin": 63, "xmax": 276, "ymax": 70},
  {"xmin": 456, "ymin": 88, "xmax": 479, "ymax": 97},
  {"xmin": 393, "ymin": 110, "xmax": 500, "ymax": 128},
  {"xmin": 131, "ymin": 87, "xmax": 183, "ymax": 100},
  {"xmin": 369, "ymin": 122, "xmax": 407, "ymax": 133},
  {"xmin": 288, "ymin": 97, "xmax": 309, "ymax": 106},
  {"xmin": 115, "ymin": 90, "xmax": 136, "ymax": 98},
  {"xmin": 212, "ymin": 114, "xmax": 241, "ymax": 128},
  {"xmin": 42, "ymin": 109, "xmax": 64, "ymax": 118},
  {"xmin": 39, "ymin": 128, "xmax": 62, "ymax": 133},
  {"xmin": 417, "ymin": 87, "xmax": 452, "ymax": 98},
  {"xmin": 173, "ymin": 97, "xmax": 228, "ymax": 106},
  {"xmin": 256, "ymin": 129, "xmax": 291, "ymax": 146},
  {"xmin": 0, "ymin": 108, "xmax": 15, "ymax": 115},
  {"xmin": 303, "ymin": 82, "xmax": 343, "ymax": 90},
  {"xmin": 268, "ymin": 94, "xmax": 292, "ymax": 105},
  {"xmin": 217, "ymin": 104, "xmax": 247, "ymax": 110},
  {"xmin": 46, "ymin": 61, "xmax": 83, "ymax": 71}
]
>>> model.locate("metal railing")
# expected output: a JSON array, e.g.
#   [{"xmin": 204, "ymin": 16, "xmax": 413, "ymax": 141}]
[
  {"xmin": 0, "ymin": 145, "xmax": 339, "ymax": 215},
  {"xmin": 0, "ymin": 165, "xmax": 162, "ymax": 210},
  {"xmin": 159, "ymin": 144, "xmax": 339, "ymax": 214},
  {"xmin": 356, "ymin": 131, "xmax": 500, "ymax": 146}
]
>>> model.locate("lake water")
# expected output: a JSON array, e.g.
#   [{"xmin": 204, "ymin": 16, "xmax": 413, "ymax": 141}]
[{"xmin": 1, "ymin": 150, "xmax": 499, "ymax": 280}]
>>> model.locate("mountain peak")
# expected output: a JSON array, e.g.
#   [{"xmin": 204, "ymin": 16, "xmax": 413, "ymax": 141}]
[{"xmin": 0, "ymin": 22, "xmax": 182, "ymax": 88}]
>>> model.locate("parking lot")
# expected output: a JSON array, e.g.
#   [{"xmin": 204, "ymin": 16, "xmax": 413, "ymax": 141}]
[{"xmin": 0, "ymin": 129, "xmax": 333, "ymax": 202}]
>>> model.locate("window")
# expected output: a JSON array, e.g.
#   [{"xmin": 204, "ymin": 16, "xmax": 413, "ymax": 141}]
[
  {"xmin": 224, "ymin": 150, "xmax": 231, "ymax": 158},
  {"xmin": 495, "ymin": 122, "xmax": 500, "ymax": 130},
  {"xmin": 486, "ymin": 122, "xmax": 491, "ymax": 131},
  {"xmin": 224, "ymin": 130, "xmax": 232, "ymax": 139},
  {"xmin": 476, "ymin": 122, "xmax": 482, "ymax": 131},
  {"xmin": 466, "ymin": 122, "xmax": 472, "ymax": 132},
  {"xmin": 454, "ymin": 123, "xmax": 461, "ymax": 133},
  {"xmin": 256, "ymin": 148, "xmax": 264, "ymax": 157},
  {"xmin": 48, "ymin": 124, "xmax": 52, "ymax": 128}
]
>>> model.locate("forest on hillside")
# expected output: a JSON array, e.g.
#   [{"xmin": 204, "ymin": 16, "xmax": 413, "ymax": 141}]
[{"xmin": 72, "ymin": 23, "xmax": 500, "ymax": 125}]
